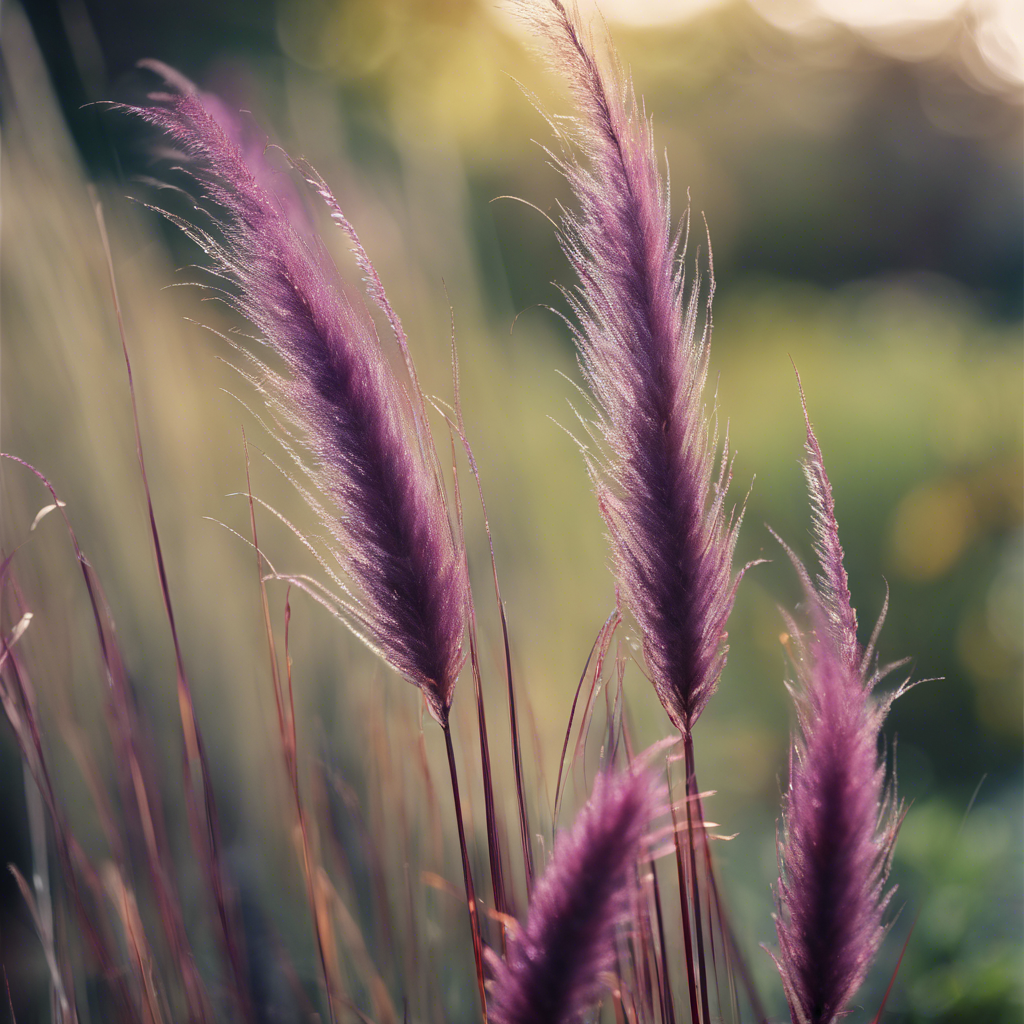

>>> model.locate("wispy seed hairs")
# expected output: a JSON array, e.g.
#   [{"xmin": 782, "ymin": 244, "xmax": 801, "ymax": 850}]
[
  {"xmin": 772, "ymin": 387, "xmax": 904, "ymax": 1024},
  {"xmin": 131, "ymin": 76, "xmax": 468, "ymax": 727},
  {"xmin": 487, "ymin": 764, "xmax": 662, "ymax": 1024},
  {"xmin": 521, "ymin": 0, "xmax": 745, "ymax": 736}
]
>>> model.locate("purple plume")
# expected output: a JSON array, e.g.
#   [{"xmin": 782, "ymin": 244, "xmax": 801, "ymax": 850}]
[
  {"xmin": 521, "ymin": 0, "xmax": 743, "ymax": 734},
  {"xmin": 772, "ymin": 399, "xmax": 902, "ymax": 1024},
  {"xmin": 138, "ymin": 61, "xmax": 314, "ymax": 239},
  {"xmin": 796, "ymin": 376, "xmax": 859, "ymax": 672},
  {"xmin": 132, "ymin": 74, "xmax": 466, "ymax": 724},
  {"xmin": 487, "ymin": 765, "xmax": 660, "ymax": 1024}
]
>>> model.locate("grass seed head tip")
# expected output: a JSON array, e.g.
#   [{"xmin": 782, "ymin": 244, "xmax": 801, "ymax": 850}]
[{"xmin": 134, "ymin": 77, "xmax": 467, "ymax": 723}]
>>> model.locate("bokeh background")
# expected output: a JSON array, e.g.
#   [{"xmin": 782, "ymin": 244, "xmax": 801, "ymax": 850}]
[{"xmin": 2, "ymin": 0, "xmax": 1021, "ymax": 1020}]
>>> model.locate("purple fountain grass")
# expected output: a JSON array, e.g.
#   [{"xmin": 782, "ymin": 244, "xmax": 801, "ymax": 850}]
[
  {"xmin": 127, "ymin": 75, "xmax": 499, "ymax": 1017},
  {"xmin": 487, "ymin": 764, "xmax": 662, "ymax": 1024},
  {"xmin": 519, "ymin": 8, "xmax": 756, "ymax": 1020},
  {"xmin": 138, "ymin": 60, "xmax": 314, "ymax": 241},
  {"xmin": 128, "ymin": 74, "xmax": 467, "ymax": 729},
  {"xmin": 771, "ymin": 388, "xmax": 905, "ymax": 1024},
  {"xmin": 520, "ymin": 0, "xmax": 744, "ymax": 737}
]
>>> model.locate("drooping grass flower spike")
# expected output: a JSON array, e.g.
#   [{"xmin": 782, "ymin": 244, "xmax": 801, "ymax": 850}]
[
  {"xmin": 487, "ymin": 764, "xmax": 663, "ymax": 1024},
  {"xmin": 771, "ymin": 391, "xmax": 907, "ymax": 1024},
  {"xmin": 128, "ymin": 72, "xmax": 467, "ymax": 729},
  {"xmin": 137, "ymin": 60, "xmax": 315, "ymax": 243},
  {"xmin": 127, "ymin": 73, "xmax": 491, "ymax": 1013},
  {"xmin": 519, "ymin": 0, "xmax": 746, "ymax": 737}
]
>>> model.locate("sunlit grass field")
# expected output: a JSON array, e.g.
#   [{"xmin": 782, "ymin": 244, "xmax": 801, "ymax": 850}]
[{"xmin": 1, "ymin": 0, "xmax": 1021, "ymax": 1019}]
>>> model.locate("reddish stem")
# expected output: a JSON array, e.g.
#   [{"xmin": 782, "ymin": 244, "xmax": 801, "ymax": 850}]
[{"xmin": 444, "ymin": 724, "xmax": 488, "ymax": 1021}]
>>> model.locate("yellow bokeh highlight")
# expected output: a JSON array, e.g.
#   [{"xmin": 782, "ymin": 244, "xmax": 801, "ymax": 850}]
[
  {"xmin": 957, "ymin": 607, "xmax": 1024, "ymax": 740},
  {"xmin": 888, "ymin": 479, "xmax": 977, "ymax": 581}
]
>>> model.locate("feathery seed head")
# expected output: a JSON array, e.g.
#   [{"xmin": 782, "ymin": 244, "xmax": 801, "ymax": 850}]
[
  {"xmin": 772, "ymin": 396, "xmax": 901, "ymax": 1024},
  {"xmin": 132, "ymin": 75, "xmax": 467, "ymax": 724},
  {"xmin": 487, "ymin": 764, "xmax": 662, "ymax": 1024},
  {"xmin": 523, "ymin": 0, "xmax": 744, "ymax": 734}
]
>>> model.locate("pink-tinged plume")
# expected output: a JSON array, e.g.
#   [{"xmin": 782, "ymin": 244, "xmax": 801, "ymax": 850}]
[
  {"xmin": 487, "ymin": 765, "xmax": 661, "ymax": 1024},
  {"xmin": 521, "ymin": 0, "xmax": 744, "ymax": 734},
  {"xmin": 131, "ymin": 73, "xmax": 466, "ymax": 725},
  {"xmin": 138, "ymin": 61, "xmax": 314, "ymax": 239},
  {"xmin": 772, "ymin": 393, "xmax": 904, "ymax": 1024},
  {"xmin": 798, "ymin": 383, "xmax": 859, "ymax": 672}
]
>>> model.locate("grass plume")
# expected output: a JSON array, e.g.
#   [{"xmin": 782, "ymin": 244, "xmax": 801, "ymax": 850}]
[
  {"xmin": 771, "ymin": 382, "xmax": 906, "ymax": 1024},
  {"xmin": 487, "ymin": 764, "xmax": 662, "ymax": 1024},
  {"xmin": 129, "ymin": 72, "xmax": 468, "ymax": 728},
  {"xmin": 518, "ymin": 0, "xmax": 745, "ymax": 737}
]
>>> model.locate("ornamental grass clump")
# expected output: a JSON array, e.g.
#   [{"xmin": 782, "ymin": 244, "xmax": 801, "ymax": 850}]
[{"xmin": 0, "ymin": 3, "xmax": 921, "ymax": 1022}]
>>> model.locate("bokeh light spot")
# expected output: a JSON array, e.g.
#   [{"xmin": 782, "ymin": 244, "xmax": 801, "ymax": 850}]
[{"xmin": 889, "ymin": 479, "xmax": 977, "ymax": 580}]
